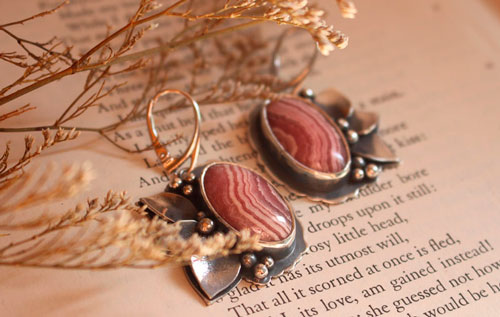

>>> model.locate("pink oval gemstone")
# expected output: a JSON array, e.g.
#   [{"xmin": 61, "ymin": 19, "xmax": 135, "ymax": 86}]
[
  {"xmin": 203, "ymin": 163, "xmax": 293, "ymax": 242},
  {"xmin": 266, "ymin": 98, "xmax": 348, "ymax": 173}
]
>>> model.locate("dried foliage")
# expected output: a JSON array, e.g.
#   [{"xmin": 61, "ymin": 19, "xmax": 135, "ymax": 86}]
[
  {"xmin": 0, "ymin": 166, "xmax": 261, "ymax": 269},
  {"xmin": 0, "ymin": 0, "xmax": 355, "ymax": 270},
  {"xmin": 0, "ymin": 128, "xmax": 80, "ymax": 183},
  {"xmin": 0, "ymin": 0, "xmax": 354, "ymax": 133}
]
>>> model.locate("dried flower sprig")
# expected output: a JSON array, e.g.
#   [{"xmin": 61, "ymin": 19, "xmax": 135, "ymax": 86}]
[
  {"xmin": 263, "ymin": 0, "xmax": 349, "ymax": 55},
  {"xmin": 0, "ymin": 128, "xmax": 80, "ymax": 183},
  {"xmin": 0, "ymin": 0, "xmax": 355, "ymax": 270},
  {"xmin": 0, "ymin": 168, "xmax": 261, "ymax": 269},
  {"xmin": 0, "ymin": 164, "xmax": 93, "ymax": 224},
  {"xmin": 0, "ymin": 0, "xmax": 356, "ymax": 156},
  {"xmin": 0, "ymin": 0, "xmax": 353, "ymax": 106},
  {"xmin": 336, "ymin": 0, "xmax": 358, "ymax": 19}
]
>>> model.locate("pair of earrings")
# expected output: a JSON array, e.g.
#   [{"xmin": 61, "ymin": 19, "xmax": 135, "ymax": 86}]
[{"xmin": 139, "ymin": 86, "xmax": 398, "ymax": 304}]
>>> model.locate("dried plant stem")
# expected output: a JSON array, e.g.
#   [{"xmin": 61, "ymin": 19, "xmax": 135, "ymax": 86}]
[
  {"xmin": 111, "ymin": 21, "xmax": 263, "ymax": 70},
  {"xmin": 0, "ymin": 125, "xmax": 101, "ymax": 133},
  {"xmin": 0, "ymin": 1, "xmax": 69, "ymax": 28},
  {"xmin": 0, "ymin": 12, "xmax": 261, "ymax": 107},
  {"xmin": 0, "ymin": 182, "xmax": 262, "ymax": 269}
]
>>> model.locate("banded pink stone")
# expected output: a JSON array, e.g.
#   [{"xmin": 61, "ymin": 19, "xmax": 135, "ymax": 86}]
[
  {"xmin": 202, "ymin": 163, "xmax": 293, "ymax": 242},
  {"xmin": 266, "ymin": 98, "xmax": 348, "ymax": 173}
]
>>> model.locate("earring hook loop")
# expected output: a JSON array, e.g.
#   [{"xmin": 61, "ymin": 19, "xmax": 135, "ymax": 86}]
[
  {"xmin": 146, "ymin": 89, "xmax": 201, "ymax": 175},
  {"xmin": 270, "ymin": 28, "xmax": 318, "ymax": 94}
]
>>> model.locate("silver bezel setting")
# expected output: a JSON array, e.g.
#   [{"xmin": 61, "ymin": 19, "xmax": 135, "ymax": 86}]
[
  {"xmin": 199, "ymin": 161, "xmax": 297, "ymax": 250},
  {"xmin": 260, "ymin": 96, "xmax": 352, "ymax": 182},
  {"xmin": 249, "ymin": 97, "xmax": 359, "ymax": 204}
]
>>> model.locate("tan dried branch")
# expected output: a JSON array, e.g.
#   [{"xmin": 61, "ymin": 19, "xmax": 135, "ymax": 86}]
[
  {"xmin": 0, "ymin": 104, "xmax": 35, "ymax": 122},
  {"xmin": 0, "ymin": 1, "xmax": 69, "ymax": 28},
  {"xmin": 0, "ymin": 128, "xmax": 80, "ymax": 181},
  {"xmin": 0, "ymin": 164, "xmax": 93, "ymax": 217},
  {"xmin": 0, "ymin": 52, "xmax": 28, "ymax": 68},
  {"xmin": 0, "ymin": 0, "xmax": 353, "ymax": 106}
]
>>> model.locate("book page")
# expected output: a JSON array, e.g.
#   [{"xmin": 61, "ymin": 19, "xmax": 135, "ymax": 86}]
[{"xmin": 1, "ymin": 0, "xmax": 500, "ymax": 316}]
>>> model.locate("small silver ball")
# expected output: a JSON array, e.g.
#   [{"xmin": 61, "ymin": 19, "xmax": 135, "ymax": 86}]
[
  {"xmin": 352, "ymin": 168, "xmax": 365, "ymax": 181},
  {"xmin": 182, "ymin": 185, "xmax": 193, "ymax": 195},
  {"xmin": 346, "ymin": 129, "xmax": 359, "ymax": 144},
  {"xmin": 365, "ymin": 164, "xmax": 381, "ymax": 179},
  {"xmin": 299, "ymin": 88, "xmax": 315, "ymax": 100},
  {"xmin": 254, "ymin": 263, "xmax": 269, "ymax": 279},
  {"xmin": 169, "ymin": 177, "xmax": 182, "ymax": 189},
  {"xmin": 197, "ymin": 218, "xmax": 214, "ymax": 235},
  {"xmin": 337, "ymin": 118, "xmax": 350, "ymax": 131},
  {"xmin": 241, "ymin": 253, "xmax": 257, "ymax": 268},
  {"xmin": 262, "ymin": 256, "xmax": 274, "ymax": 268},
  {"xmin": 196, "ymin": 211, "xmax": 206, "ymax": 221},
  {"xmin": 183, "ymin": 172, "xmax": 196, "ymax": 182},
  {"xmin": 353, "ymin": 156, "xmax": 366, "ymax": 168}
]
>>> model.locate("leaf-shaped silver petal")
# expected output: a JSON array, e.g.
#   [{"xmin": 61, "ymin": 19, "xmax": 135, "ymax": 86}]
[
  {"xmin": 188, "ymin": 255, "xmax": 242, "ymax": 304},
  {"xmin": 177, "ymin": 220, "xmax": 197, "ymax": 239},
  {"xmin": 315, "ymin": 87, "xmax": 354, "ymax": 118},
  {"xmin": 139, "ymin": 192, "xmax": 197, "ymax": 222},
  {"xmin": 349, "ymin": 110, "xmax": 379, "ymax": 135},
  {"xmin": 351, "ymin": 133, "xmax": 400, "ymax": 164}
]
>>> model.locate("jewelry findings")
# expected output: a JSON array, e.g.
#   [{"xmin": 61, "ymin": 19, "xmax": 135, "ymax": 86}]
[{"xmin": 139, "ymin": 89, "xmax": 306, "ymax": 305}]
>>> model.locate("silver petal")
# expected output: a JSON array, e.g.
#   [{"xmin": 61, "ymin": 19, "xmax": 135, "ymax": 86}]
[
  {"xmin": 315, "ymin": 87, "xmax": 354, "ymax": 118},
  {"xmin": 177, "ymin": 220, "xmax": 197, "ymax": 239},
  {"xmin": 139, "ymin": 192, "xmax": 197, "ymax": 222},
  {"xmin": 187, "ymin": 255, "xmax": 242, "ymax": 304},
  {"xmin": 349, "ymin": 110, "xmax": 379, "ymax": 135},
  {"xmin": 351, "ymin": 133, "xmax": 400, "ymax": 164}
]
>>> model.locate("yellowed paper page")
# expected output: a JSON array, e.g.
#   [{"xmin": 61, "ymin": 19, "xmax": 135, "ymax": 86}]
[{"xmin": 1, "ymin": 0, "xmax": 500, "ymax": 316}]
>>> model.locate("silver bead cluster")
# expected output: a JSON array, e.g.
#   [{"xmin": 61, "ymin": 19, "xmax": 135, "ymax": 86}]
[
  {"xmin": 336, "ymin": 118, "xmax": 350, "ymax": 131},
  {"xmin": 262, "ymin": 256, "xmax": 274, "ymax": 268},
  {"xmin": 168, "ymin": 177, "xmax": 183, "ymax": 189},
  {"xmin": 168, "ymin": 172, "xmax": 196, "ymax": 196},
  {"xmin": 240, "ymin": 254, "xmax": 275, "ymax": 280},
  {"xmin": 182, "ymin": 172, "xmax": 196, "ymax": 182},
  {"xmin": 254, "ymin": 264, "xmax": 269, "ymax": 279},
  {"xmin": 241, "ymin": 253, "xmax": 257, "ymax": 268},
  {"xmin": 196, "ymin": 211, "xmax": 206, "ymax": 221},
  {"xmin": 365, "ymin": 164, "xmax": 381, "ymax": 179},
  {"xmin": 337, "ymin": 118, "xmax": 359, "ymax": 145},
  {"xmin": 351, "ymin": 156, "xmax": 381, "ymax": 182},
  {"xmin": 346, "ymin": 130, "xmax": 359, "ymax": 144},
  {"xmin": 299, "ymin": 88, "xmax": 315, "ymax": 100},
  {"xmin": 182, "ymin": 185, "xmax": 193, "ymax": 195},
  {"xmin": 197, "ymin": 217, "xmax": 215, "ymax": 235}
]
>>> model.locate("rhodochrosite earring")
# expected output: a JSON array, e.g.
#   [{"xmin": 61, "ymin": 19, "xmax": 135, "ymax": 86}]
[
  {"xmin": 138, "ymin": 89, "xmax": 306, "ymax": 304},
  {"xmin": 248, "ymin": 30, "xmax": 399, "ymax": 203},
  {"xmin": 249, "ymin": 88, "xmax": 400, "ymax": 204}
]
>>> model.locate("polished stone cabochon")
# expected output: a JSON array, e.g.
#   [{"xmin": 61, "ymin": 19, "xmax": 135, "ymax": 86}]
[
  {"xmin": 203, "ymin": 163, "xmax": 293, "ymax": 242},
  {"xmin": 266, "ymin": 98, "xmax": 348, "ymax": 173}
]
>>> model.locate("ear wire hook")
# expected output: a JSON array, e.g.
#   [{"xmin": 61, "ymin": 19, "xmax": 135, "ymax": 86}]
[
  {"xmin": 270, "ymin": 28, "xmax": 318, "ymax": 95},
  {"xmin": 146, "ymin": 89, "xmax": 201, "ymax": 175}
]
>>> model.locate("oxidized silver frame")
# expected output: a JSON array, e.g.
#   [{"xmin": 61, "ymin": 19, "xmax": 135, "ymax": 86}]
[
  {"xmin": 140, "ymin": 161, "xmax": 307, "ymax": 305},
  {"xmin": 199, "ymin": 161, "xmax": 297, "ymax": 251},
  {"xmin": 249, "ymin": 90, "xmax": 400, "ymax": 204},
  {"xmin": 140, "ymin": 88, "xmax": 308, "ymax": 305}
]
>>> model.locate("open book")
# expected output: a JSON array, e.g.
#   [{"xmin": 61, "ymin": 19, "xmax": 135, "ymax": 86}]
[{"xmin": 1, "ymin": 0, "xmax": 499, "ymax": 316}]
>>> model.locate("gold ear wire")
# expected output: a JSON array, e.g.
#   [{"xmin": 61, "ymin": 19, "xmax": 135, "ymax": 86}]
[
  {"xmin": 146, "ymin": 89, "xmax": 201, "ymax": 175},
  {"xmin": 270, "ymin": 28, "xmax": 318, "ymax": 94}
]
